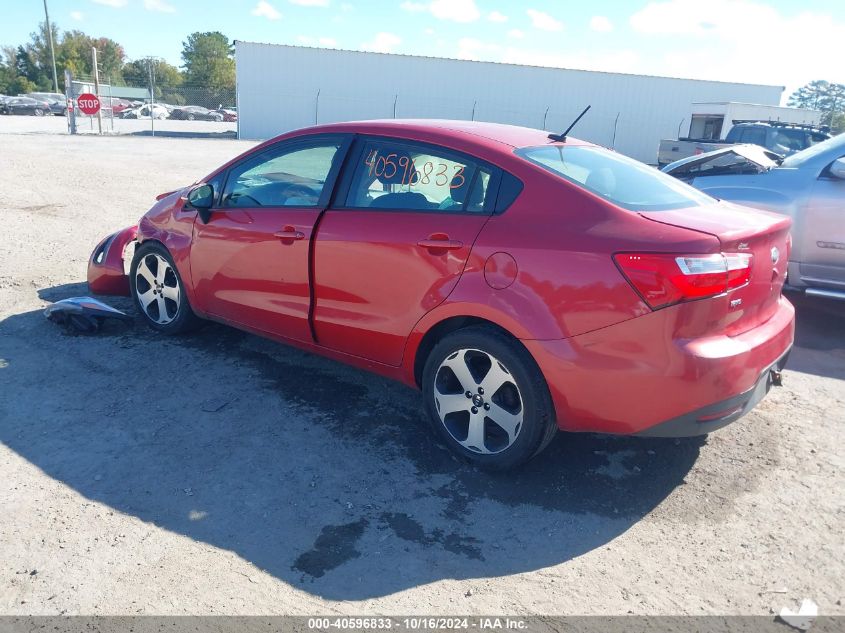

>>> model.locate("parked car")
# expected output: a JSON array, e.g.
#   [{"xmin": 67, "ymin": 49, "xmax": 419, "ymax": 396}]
[
  {"xmin": 215, "ymin": 107, "xmax": 237, "ymax": 122},
  {"xmin": 122, "ymin": 103, "xmax": 170, "ymax": 120},
  {"xmin": 25, "ymin": 92, "xmax": 67, "ymax": 116},
  {"xmin": 88, "ymin": 120, "xmax": 794, "ymax": 470},
  {"xmin": 663, "ymin": 133, "xmax": 845, "ymax": 301},
  {"xmin": 170, "ymin": 105, "xmax": 224, "ymax": 121},
  {"xmin": 108, "ymin": 98, "xmax": 136, "ymax": 115},
  {"xmin": 657, "ymin": 122, "xmax": 831, "ymax": 167},
  {"xmin": 2, "ymin": 96, "xmax": 53, "ymax": 116}
]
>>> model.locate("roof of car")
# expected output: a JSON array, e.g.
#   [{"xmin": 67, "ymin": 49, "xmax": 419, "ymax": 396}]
[{"xmin": 302, "ymin": 119, "xmax": 591, "ymax": 150}]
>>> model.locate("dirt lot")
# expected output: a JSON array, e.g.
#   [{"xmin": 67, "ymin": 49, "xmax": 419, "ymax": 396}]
[{"xmin": 0, "ymin": 125, "xmax": 843, "ymax": 616}]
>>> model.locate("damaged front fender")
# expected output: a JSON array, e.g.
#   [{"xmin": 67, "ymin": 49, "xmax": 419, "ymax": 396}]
[{"xmin": 87, "ymin": 225, "xmax": 138, "ymax": 296}]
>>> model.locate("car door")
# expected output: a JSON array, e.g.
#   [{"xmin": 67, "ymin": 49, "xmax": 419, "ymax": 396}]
[
  {"xmin": 800, "ymin": 154, "xmax": 845, "ymax": 286},
  {"xmin": 312, "ymin": 137, "xmax": 498, "ymax": 366},
  {"xmin": 190, "ymin": 134, "xmax": 350, "ymax": 342}
]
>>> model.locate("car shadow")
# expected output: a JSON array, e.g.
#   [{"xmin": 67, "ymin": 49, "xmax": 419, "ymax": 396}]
[
  {"xmin": 784, "ymin": 290, "xmax": 845, "ymax": 381},
  {"xmin": 0, "ymin": 282, "xmax": 710, "ymax": 600}
]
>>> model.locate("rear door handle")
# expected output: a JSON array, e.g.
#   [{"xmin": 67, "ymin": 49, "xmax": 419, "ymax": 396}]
[
  {"xmin": 274, "ymin": 226, "xmax": 305, "ymax": 241},
  {"xmin": 417, "ymin": 235, "xmax": 463, "ymax": 251}
]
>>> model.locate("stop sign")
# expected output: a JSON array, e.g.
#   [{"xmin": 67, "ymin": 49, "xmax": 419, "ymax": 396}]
[{"xmin": 77, "ymin": 93, "xmax": 101, "ymax": 115}]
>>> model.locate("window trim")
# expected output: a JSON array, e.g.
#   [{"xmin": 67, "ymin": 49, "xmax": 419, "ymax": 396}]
[
  {"xmin": 215, "ymin": 133, "xmax": 353, "ymax": 211},
  {"xmin": 330, "ymin": 135, "xmax": 502, "ymax": 216}
]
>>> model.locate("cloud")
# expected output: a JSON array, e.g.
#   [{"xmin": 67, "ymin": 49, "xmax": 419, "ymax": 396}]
[
  {"xmin": 144, "ymin": 0, "xmax": 175, "ymax": 12},
  {"xmin": 289, "ymin": 0, "xmax": 329, "ymax": 5},
  {"xmin": 401, "ymin": 0, "xmax": 480, "ymax": 23},
  {"xmin": 91, "ymin": 0, "xmax": 127, "ymax": 7},
  {"xmin": 361, "ymin": 32, "xmax": 401, "ymax": 53},
  {"xmin": 526, "ymin": 9, "xmax": 563, "ymax": 32},
  {"xmin": 70, "ymin": 10, "xmax": 84, "ymax": 20},
  {"xmin": 487, "ymin": 10, "xmax": 508, "ymax": 23},
  {"xmin": 431, "ymin": 0, "xmax": 480, "ymax": 22},
  {"xmin": 507, "ymin": 29, "xmax": 524, "ymax": 39},
  {"xmin": 252, "ymin": 0, "xmax": 282, "ymax": 19},
  {"xmin": 629, "ymin": 0, "xmax": 845, "ymax": 95},
  {"xmin": 590, "ymin": 15, "xmax": 613, "ymax": 32}
]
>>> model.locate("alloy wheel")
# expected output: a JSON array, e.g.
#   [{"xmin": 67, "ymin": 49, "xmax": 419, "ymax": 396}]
[
  {"xmin": 433, "ymin": 348, "xmax": 524, "ymax": 455},
  {"xmin": 134, "ymin": 254, "xmax": 181, "ymax": 325}
]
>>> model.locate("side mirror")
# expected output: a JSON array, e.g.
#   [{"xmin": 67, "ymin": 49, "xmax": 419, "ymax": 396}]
[
  {"xmin": 187, "ymin": 184, "xmax": 214, "ymax": 223},
  {"xmin": 829, "ymin": 157, "xmax": 845, "ymax": 180}
]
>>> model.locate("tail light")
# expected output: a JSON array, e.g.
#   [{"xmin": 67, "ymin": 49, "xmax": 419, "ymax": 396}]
[{"xmin": 614, "ymin": 252, "xmax": 753, "ymax": 310}]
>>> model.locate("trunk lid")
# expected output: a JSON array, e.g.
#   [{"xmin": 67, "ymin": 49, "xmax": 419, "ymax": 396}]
[{"xmin": 639, "ymin": 201, "xmax": 791, "ymax": 335}]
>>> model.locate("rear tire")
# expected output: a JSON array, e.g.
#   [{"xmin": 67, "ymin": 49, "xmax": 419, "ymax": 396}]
[
  {"xmin": 34, "ymin": 108, "xmax": 44, "ymax": 117},
  {"xmin": 422, "ymin": 326, "xmax": 557, "ymax": 471},
  {"xmin": 130, "ymin": 242, "xmax": 202, "ymax": 334}
]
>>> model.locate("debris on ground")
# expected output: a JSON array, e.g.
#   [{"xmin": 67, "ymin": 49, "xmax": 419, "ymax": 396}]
[
  {"xmin": 778, "ymin": 598, "xmax": 818, "ymax": 630},
  {"xmin": 44, "ymin": 297, "xmax": 132, "ymax": 334}
]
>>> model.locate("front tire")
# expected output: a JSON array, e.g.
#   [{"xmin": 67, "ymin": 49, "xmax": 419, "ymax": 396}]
[
  {"xmin": 422, "ymin": 326, "xmax": 557, "ymax": 471},
  {"xmin": 130, "ymin": 242, "xmax": 201, "ymax": 334}
]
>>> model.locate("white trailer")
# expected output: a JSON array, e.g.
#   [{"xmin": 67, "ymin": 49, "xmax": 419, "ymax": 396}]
[{"xmin": 235, "ymin": 41, "xmax": 785, "ymax": 164}]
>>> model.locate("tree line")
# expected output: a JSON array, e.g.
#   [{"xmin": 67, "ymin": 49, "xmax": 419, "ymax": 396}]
[
  {"xmin": 787, "ymin": 80, "xmax": 845, "ymax": 133},
  {"xmin": 0, "ymin": 22, "xmax": 235, "ymax": 107}
]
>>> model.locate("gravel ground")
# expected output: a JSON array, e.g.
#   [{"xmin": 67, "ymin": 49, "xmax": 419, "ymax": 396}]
[{"xmin": 0, "ymin": 126, "xmax": 843, "ymax": 616}]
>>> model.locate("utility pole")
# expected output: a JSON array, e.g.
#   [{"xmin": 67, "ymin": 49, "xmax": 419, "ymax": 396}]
[
  {"xmin": 92, "ymin": 46, "xmax": 102, "ymax": 134},
  {"xmin": 147, "ymin": 57, "xmax": 156, "ymax": 137},
  {"xmin": 43, "ymin": 0, "xmax": 59, "ymax": 93}
]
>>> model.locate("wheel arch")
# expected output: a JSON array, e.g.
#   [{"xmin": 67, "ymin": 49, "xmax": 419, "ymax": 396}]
[{"xmin": 404, "ymin": 304, "xmax": 538, "ymax": 388}]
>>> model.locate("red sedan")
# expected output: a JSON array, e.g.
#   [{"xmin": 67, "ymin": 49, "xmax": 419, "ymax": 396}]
[{"xmin": 88, "ymin": 120, "xmax": 794, "ymax": 470}]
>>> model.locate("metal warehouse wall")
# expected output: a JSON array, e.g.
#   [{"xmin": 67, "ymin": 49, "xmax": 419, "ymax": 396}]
[{"xmin": 235, "ymin": 42, "xmax": 783, "ymax": 164}]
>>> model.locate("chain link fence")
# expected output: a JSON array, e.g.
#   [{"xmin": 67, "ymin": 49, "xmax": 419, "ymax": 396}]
[{"xmin": 64, "ymin": 72, "xmax": 236, "ymax": 136}]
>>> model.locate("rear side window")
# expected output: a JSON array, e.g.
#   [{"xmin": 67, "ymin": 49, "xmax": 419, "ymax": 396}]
[
  {"xmin": 516, "ymin": 145, "xmax": 713, "ymax": 212},
  {"xmin": 343, "ymin": 140, "xmax": 493, "ymax": 213},
  {"xmin": 739, "ymin": 127, "xmax": 767, "ymax": 146}
]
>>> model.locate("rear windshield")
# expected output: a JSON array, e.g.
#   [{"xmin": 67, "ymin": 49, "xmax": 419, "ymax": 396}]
[{"xmin": 515, "ymin": 145, "xmax": 714, "ymax": 212}]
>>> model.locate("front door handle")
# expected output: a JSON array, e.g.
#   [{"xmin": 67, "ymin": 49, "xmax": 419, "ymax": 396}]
[
  {"xmin": 417, "ymin": 234, "xmax": 463, "ymax": 251},
  {"xmin": 274, "ymin": 226, "xmax": 305, "ymax": 241}
]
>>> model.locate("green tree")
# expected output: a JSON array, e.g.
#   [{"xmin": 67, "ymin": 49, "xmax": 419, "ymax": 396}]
[
  {"xmin": 181, "ymin": 31, "xmax": 234, "ymax": 89},
  {"xmin": 14, "ymin": 45, "xmax": 50, "ymax": 89},
  {"xmin": 123, "ymin": 58, "xmax": 182, "ymax": 88},
  {"xmin": 788, "ymin": 80, "xmax": 845, "ymax": 129},
  {"xmin": 92, "ymin": 36, "xmax": 126, "ymax": 84},
  {"xmin": 57, "ymin": 30, "xmax": 95, "ymax": 79}
]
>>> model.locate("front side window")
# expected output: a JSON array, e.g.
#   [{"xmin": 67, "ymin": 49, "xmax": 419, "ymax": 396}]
[
  {"xmin": 516, "ymin": 145, "xmax": 713, "ymax": 212},
  {"xmin": 344, "ymin": 140, "xmax": 493, "ymax": 213},
  {"xmin": 222, "ymin": 141, "xmax": 341, "ymax": 208}
]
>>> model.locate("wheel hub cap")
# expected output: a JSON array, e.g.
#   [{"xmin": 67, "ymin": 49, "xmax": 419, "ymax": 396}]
[
  {"xmin": 134, "ymin": 254, "xmax": 181, "ymax": 325},
  {"xmin": 433, "ymin": 348, "xmax": 524, "ymax": 455}
]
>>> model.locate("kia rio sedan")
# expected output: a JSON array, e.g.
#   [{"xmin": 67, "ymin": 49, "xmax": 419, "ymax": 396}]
[{"xmin": 88, "ymin": 120, "xmax": 794, "ymax": 470}]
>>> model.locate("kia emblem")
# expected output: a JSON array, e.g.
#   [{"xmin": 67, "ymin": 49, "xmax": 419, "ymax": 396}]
[{"xmin": 771, "ymin": 247, "xmax": 780, "ymax": 265}]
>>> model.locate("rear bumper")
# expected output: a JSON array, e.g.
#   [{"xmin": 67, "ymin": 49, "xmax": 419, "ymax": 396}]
[
  {"xmin": 523, "ymin": 295, "xmax": 795, "ymax": 435},
  {"xmin": 635, "ymin": 347, "xmax": 790, "ymax": 437}
]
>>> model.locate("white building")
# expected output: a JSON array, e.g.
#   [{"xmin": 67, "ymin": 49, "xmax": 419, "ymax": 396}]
[{"xmin": 235, "ymin": 41, "xmax": 785, "ymax": 164}]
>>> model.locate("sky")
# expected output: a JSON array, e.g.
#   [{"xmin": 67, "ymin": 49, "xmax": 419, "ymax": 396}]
[{"xmin": 2, "ymin": 0, "xmax": 844, "ymax": 102}]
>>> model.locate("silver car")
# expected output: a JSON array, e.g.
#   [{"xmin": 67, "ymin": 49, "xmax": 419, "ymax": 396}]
[{"xmin": 662, "ymin": 135, "xmax": 845, "ymax": 301}]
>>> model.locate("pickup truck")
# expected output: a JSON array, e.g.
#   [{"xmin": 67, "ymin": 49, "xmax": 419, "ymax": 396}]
[{"xmin": 657, "ymin": 121, "xmax": 830, "ymax": 167}]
